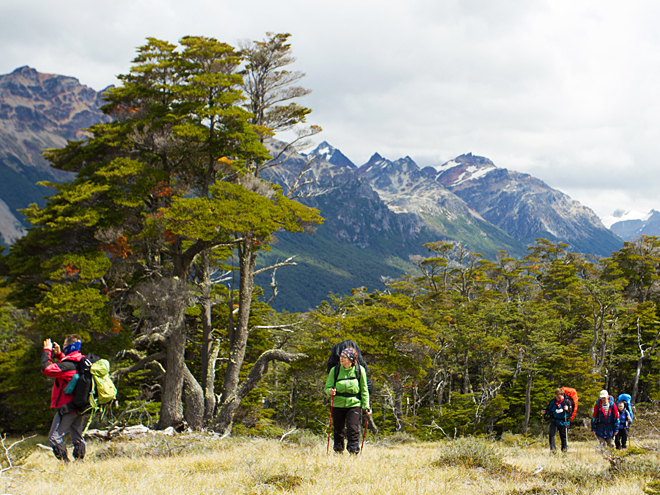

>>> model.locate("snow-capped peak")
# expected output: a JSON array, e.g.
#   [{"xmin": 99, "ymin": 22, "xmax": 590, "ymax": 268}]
[
  {"xmin": 310, "ymin": 141, "xmax": 356, "ymax": 169},
  {"xmin": 312, "ymin": 141, "xmax": 336, "ymax": 159},
  {"xmin": 601, "ymin": 209, "xmax": 652, "ymax": 229},
  {"xmin": 435, "ymin": 154, "xmax": 497, "ymax": 187}
]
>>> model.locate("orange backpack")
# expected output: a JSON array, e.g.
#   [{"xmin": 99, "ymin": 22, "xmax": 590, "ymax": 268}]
[{"xmin": 562, "ymin": 387, "xmax": 579, "ymax": 422}]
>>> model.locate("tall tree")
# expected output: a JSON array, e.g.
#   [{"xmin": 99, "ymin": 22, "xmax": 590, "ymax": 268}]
[
  {"xmin": 210, "ymin": 33, "xmax": 322, "ymax": 435},
  {"xmin": 6, "ymin": 36, "xmax": 322, "ymax": 431}
]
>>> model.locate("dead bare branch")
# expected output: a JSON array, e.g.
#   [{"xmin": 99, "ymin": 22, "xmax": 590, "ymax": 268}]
[
  {"xmin": 253, "ymin": 256, "xmax": 297, "ymax": 276},
  {"xmin": 113, "ymin": 351, "xmax": 167, "ymax": 381}
]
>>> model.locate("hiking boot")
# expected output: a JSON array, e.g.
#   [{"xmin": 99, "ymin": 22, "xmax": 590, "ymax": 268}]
[
  {"xmin": 72, "ymin": 443, "xmax": 86, "ymax": 461},
  {"xmin": 52, "ymin": 445, "xmax": 70, "ymax": 463}
]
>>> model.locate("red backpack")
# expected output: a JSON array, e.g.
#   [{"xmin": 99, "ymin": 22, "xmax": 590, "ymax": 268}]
[{"xmin": 562, "ymin": 387, "xmax": 579, "ymax": 422}]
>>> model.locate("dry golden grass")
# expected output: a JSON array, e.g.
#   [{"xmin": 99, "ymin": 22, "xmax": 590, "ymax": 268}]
[{"xmin": 2, "ymin": 433, "xmax": 658, "ymax": 495}]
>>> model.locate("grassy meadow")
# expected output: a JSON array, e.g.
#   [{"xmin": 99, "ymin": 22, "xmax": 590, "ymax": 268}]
[{"xmin": 2, "ymin": 429, "xmax": 660, "ymax": 495}]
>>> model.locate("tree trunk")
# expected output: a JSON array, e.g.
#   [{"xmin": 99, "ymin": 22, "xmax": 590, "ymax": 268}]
[
  {"xmin": 632, "ymin": 357, "xmax": 643, "ymax": 405},
  {"xmin": 463, "ymin": 351, "xmax": 470, "ymax": 394},
  {"xmin": 632, "ymin": 321, "xmax": 660, "ymax": 405},
  {"xmin": 200, "ymin": 252, "xmax": 217, "ymax": 422},
  {"xmin": 215, "ymin": 348, "xmax": 306, "ymax": 435},
  {"xmin": 157, "ymin": 316, "xmax": 187, "ymax": 429},
  {"xmin": 219, "ymin": 245, "xmax": 256, "ymax": 416},
  {"xmin": 204, "ymin": 341, "xmax": 220, "ymax": 422},
  {"xmin": 394, "ymin": 381, "xmax": 404, "ymax": 430},
  {"xmin": 183, "ymin": 364, "xmax": 205, "ymax": 430},
  {"xmin": 522, "ymin": 370, "xmax": 533, "ymax": 434}
]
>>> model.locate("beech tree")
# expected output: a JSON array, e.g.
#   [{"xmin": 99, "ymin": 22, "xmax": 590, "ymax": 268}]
[{"xmin": 6, "ymin": 35, "xmax": 322, "ymax": 432}]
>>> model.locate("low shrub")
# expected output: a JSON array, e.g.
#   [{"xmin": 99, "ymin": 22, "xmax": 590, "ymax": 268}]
[
  {"xmin": 384, "ymin": 431, "xmax": 417, "ymax": 444},
  {"xmin": 611, "ymin": 457, "xmax": 660, "ymax": 477},
  {"xmin": 263, "ymin": 474, "xmax": 306, "ymax": 490},
  {"xmin": 433, "ymin": 437, "xmax": 505, "ymax": 471},
  {"xmin": 500, "ymin": 431, "xmax": 541, "ymax": 447},
  {"xmin": 541, "ymin": 460, "xmax": 606, "ymax": 486},
  {"xmin": 282, "ymin": 429, "xmax": 321, "ymax": 448},
  {"xmin": 505, "ymin": 488, "xmax": 567, "ymax": 495},
  {"xmin": 645, "ymin": 480, "xmax": 660, "ymax": 494}
]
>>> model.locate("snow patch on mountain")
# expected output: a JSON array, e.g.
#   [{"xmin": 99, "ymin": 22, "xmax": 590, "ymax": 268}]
[
  {"xmin": 453, "ymin": 165, "xmax": 496, "ymax": 185},
  {"xmin": 438, "ymin": 160, "xmax": 460, "ymax": 172},
  {"xmin": 602, "ymin": 209, "xmax": 651, "ymax": 229},
  {"xmin": 308, "ymin": 141, "xmax": 356, "ymax": 169}
]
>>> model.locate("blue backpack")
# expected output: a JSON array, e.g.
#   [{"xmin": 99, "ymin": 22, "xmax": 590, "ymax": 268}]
[{"xmin": 617, "ymin": 393, "xmax": 633, "ymax": 424}]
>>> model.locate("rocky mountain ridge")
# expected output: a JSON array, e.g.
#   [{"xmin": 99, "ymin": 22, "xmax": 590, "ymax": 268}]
[
  {"xmin": 299, "ymin": 142, "xmax": 621, "ymax": 259},
  {"xmin": 433, "ymin": 153, "xmax": 621, "ymax": 255},
  {"xmin": 609, "ymin": 209, "xmax": 660, "ymax": 241},
  {"xmin": 0, "ymin": 66, "xmax": 110, "ymax": 244}
]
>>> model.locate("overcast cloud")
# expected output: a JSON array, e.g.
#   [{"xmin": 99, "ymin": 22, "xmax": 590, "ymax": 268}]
[{"xmin": 1, "ymin": 0, "xmax": 659, "ymax": 220}]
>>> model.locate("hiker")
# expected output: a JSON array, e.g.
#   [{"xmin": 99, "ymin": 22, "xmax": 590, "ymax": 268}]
[
  {"xmin": 325, "ymin": 347, "xmax": 371, "ymax": 454},
  {"xmin": 541, "ymin": 387, "xmax": 573, "ymax": 453},
  {"xmin": 591, "ymin": 390, "xmax": 619, "ymax": 448},
  {"xmin": 41, "ymin": 335, "xmax": 86, "ymax": 462},
  {"xmin": 327, "ymin": 339, "xmax": 374, "ymax": 398},
  {"xmin": 615, "ymin": 400, "xmax": 631, "ymax": 449}
]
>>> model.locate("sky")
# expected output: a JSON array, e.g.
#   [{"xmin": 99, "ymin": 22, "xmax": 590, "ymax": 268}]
[{"xmin": 1, "ymin": 0, "xmax": 659, "ymax": 223}]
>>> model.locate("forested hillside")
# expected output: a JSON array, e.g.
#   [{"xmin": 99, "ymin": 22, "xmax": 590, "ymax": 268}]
[{"xmin": 0, "ymin": 34, "xmax": 658, "ymax": 441}]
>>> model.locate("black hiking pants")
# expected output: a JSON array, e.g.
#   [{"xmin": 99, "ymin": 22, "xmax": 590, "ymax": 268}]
[
  {"xmin": 332, "ymin": 406, "xmax": 361, "ymax": 453},
  {"xmin": 615, "ymin": 429, "xmax": 628, "ymax": 449},
  {"xmin": 549, "ymin": 422, "xmax": 568, "ymax": 452},
  {"xmin": 48, "ymin": 411, "xmax": 86, "ymax": 461}
]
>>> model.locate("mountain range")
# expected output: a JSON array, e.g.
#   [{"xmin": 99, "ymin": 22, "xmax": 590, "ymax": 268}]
[
  {"xmin": 606, "ymin": 209, "xmax": 660, "ymax": 241},
  {"xmin": 0, "ymin": 66, "xmax": 110, "ymax": 245},
  {"xmin": 257, "ymin": 142, "xmax": 624, "ymax": 310},
  {"xmin": 0, "ymin": 66, "xmax": 628, "ymax": 311}
]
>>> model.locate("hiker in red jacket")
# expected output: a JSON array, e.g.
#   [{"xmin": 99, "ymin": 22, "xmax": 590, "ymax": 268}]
[
  {"xmin": 591, "ymin": 389, "xmax": 619, "ymax": 448},
  {"xmin": 41, "ymin": 334, "xmax": 86, "ymax": 462}
]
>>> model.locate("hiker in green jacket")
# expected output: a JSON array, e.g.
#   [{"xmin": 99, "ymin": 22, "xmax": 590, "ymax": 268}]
[{"xmin": 325, "ymin": 347, "xmax": 371, "ymax": 454}]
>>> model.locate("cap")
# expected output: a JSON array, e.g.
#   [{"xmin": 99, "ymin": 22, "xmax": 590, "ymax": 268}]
[{"xmin": 599, "ymin": 390, "xmax": 608, "ymax": 398}]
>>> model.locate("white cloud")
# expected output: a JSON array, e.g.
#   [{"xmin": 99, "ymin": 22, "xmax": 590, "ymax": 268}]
[{"xmin": 2, "ymin": 0, "xmax": 659, "ymax": 219}]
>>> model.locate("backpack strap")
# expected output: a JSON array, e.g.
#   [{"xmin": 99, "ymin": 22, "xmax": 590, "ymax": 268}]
[{"xmin": 333, "ymin": 364, "xmax": 361, "ymax": 399}]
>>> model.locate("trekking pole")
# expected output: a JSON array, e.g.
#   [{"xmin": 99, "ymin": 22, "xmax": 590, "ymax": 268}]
[
  {"xmin": 564, "ymin": 409, "xmax": 569, "ymax": 453},
  {"xmin": 326, "ymin": 394, "xmax": 334, "ymax": 454},
  {"xmin": 360, "ymin": 412, "xmax": 369, "ymax": 454}
]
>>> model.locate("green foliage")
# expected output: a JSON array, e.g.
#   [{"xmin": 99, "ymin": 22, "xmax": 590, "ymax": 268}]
[
  {"xmin": 2, "ymin": 33, "xmax": 324, "ymax": 434},
  {"xmin": 6, "ymin": 64, "xmax": 660, "ymax": 441},
  {"xmin": 433, "ymin": 437, "xmax": 505, "ymax": 471}
]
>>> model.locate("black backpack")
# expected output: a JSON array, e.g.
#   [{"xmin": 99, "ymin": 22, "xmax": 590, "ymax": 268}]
[
  {"xmin": 327, "ymin": 340, "xmax": 374, "ymax": 397},
  {"xmin": 72, "ymin": 353, "xmax": 100, "ymax": 412}
]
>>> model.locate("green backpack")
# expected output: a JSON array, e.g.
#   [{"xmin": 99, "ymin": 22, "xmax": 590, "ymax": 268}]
[
  {"xmin": 84, "ymin": 359, "xmax": 117, "ymax": 433},
  {"xmin": 90, "ymin": 359, "xmax": 117, "ymax": 407}
]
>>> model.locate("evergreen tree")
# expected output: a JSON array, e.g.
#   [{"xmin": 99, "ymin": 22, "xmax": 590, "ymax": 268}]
[{"xmin": 5, "ymin": 36, "xmax": 322, "ymax": 431}]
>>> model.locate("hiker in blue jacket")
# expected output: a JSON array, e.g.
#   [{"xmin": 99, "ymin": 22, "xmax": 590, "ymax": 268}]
[
  {"xmin": 325, "ymin": 348, "xmax": 371, "ymax": 454},
  {"xmin": 615, "ymin": 400, "xmax": 631, "ymax": 449},
  {"xmin": 541, "ymin": 388, "xmax": 573, "ymax": 453},
  {"xmin": 591, "ymin": 390, "xmax": 619, "ymax": 448}
]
